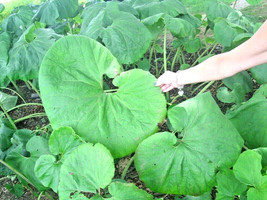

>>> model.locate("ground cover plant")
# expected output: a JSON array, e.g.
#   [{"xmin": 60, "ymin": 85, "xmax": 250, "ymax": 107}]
[{"xmin": 0, "ymin": 0, "xmax": 267, "ymax": 199}]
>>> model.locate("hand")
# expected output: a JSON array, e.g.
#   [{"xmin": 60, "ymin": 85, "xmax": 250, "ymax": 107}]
[{"xmin": 155, "ymin": 71, "xmax": 183, "ymax": 92}]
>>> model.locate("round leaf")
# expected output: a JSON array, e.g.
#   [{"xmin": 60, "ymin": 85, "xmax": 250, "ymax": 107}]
[
  {"xmin": 39, "ymin": 36, "xmax": 166, "ymax": 158},
  {"xmin": 34, "ymin": 127, "xmax": 83, "ymax": 192},
  {"xmin": 7, "ymin": 24, "xmax": 59, "ymax": 81},
  {"xmin": 49, "ymin": 127, "xmax": 84, "ymax": 158},
  {"xmin": 58, "ymin": 143, "xmax": 115, "ymax": 199},
  {"xmin": 1, "ymin": 6, "xmax": 33, "ymax": 38},
  {"xmin": 135, "ymin": 93, "xmax": 243, "ymax": 195},
  {"xmin": 81, "ymin": 2, "xmax": 152, "ymax": 64},
  {"xmin": 129, "ymin": 0, "xmax": 187, "ymax": 19},
  {"xmin": 216, "ymin": 169, "xmax": 247, "ymax": 198},
  {"xmin": 34, "ymin": 155, "xmax": 61, "ymax": 192},
  {"xmin": 227, "ymin": 88, "xmax": 267, "ymax": 148},
  {"xmin": 247, "ymin": 176, "xmax": 267, "ymax": 200},
  {"xmin": 233, "ymin": 150, "xmax": 262, "ymax": 187}
]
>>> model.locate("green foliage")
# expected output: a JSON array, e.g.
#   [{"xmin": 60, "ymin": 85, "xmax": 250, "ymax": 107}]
[
  {"xmin": 34, "ymin": 127, "xmax": 84, "ymax": 192},
  {"xmin": 7, "ymin": 23, "xmax": 59, "ymax": 81},
  {"xmin": 39, "ymin": 36, "xmax": 166, "ymax": 158},
  {"xmin": 227, "ymin": 85, "xmax": 267, "ymax": 148},
  {"xmin": 0, "ymin": 32, "xmax": 11, "ymax": 87},
  {"xmin": 233, "ymin": 150, "xmax": 267, "ymax": 199},
  {"xmin": 250, "ymin": 63, "xmax": 267, "ymax": 84},
  {"xmin": 135, "ymin": 93, "xmax": 243, "ymax": 195},
  {"xmin": 216, "ymin": 169, "xmax": 247, "ymax": 199},
  {"xmin": 0, "ymin": 91, "xmax": 17, "ymax": 111},
  {"xmin": 81, "ymin": 2, "xmax": 152, "ymax": 64},
  {"xmin": 58, "ymin": 143, "xmax": 114, "ymax": 199},
  {"xmin": 5, "ymin": 183, "xmax": 24, "ymax": 198},
  {"xmin": 33, "ymin": 0, "xmax": 79, "ymax": 25}
]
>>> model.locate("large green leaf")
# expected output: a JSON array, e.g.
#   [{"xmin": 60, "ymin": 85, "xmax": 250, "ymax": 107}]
[
  {"xmin": 205, "ymin": 0, "xmax": 233, "ymax": 22},
  {"xmin": 127, "ymin": 0, "xmax": 187, "ymax": 19},
  {"xmin": 6, "ymin": 136, "xmax": 49, "ymax": 191},
  {"xmin": 33, "ymin": 0, "xmax": 78, "ymax": 25},
  {"xmin": 227, "ymin": 86, "xmax": 267, "ymax": 148},
  {"xmin": 39, "ymin": 36, "xmax": 166, "ymax": 158},
  {"xmin": 250, "ymin": 63, "xmax": 267, "ymax": 84},
  {"xmin": 233, "ymin": 150, "xmax": 267, "ymax": 199},
  {"xmin": 254, "ymin": 147, "xmax": 267, "ymax": 167},
  {"xmin": 106, "ymin": 182, "xmax": 153, "ymax": 200},
  {"xmin": 247, "ymin": 176, "xmax": 267, "ymax": 200},
  {"xmin": 0, "ymin": 128, "xmax": 32, "ymax": 176},
  {"xmin": 142, "ymin": 13, "xmax": 196, "ymax": 39},
  {"xmin": 213, "ymin": 18, "xmax": 238, "ymax": 47},
  {"xmin": 0, "ymin": 120, "xmax": 15, "ymax": 151},
  {"xmin": 216, "ymin": 169, "xmax": 247, "ymax": 199},
  {"xmin": 233, "ymin": 150, "xmax": 262, "ymax": 187},
  {"xmin": 1, "ymin": 6, "xmax": 34, "ymax": 38},
  {"xmin": 164, "ymin": 14, "xmax": 195, "ymax": 38},
  {"xmin": 7, "ymin": 24, "xmax": 59, "ymax": 81},
  {"xmin": 54, "ymin": 0, "xmax": 78, "ymax": 19},
  {"xmin": 81, "ymin": 2, "xmax": 152, "ymax": 64},
  {"xmin": 223, "ymin": 71, "xmax": 253, "ymax": 93},
  {"xmin": 0, "ymin": 32, "xmax": 11, "ymax": 87},
  {"xmin": 216, "ymin": 85, "xmax": 246, "ymax": 105},
  {"xmin": 134, "ymin": 93, "xmax": 243, "ymax": 195},
  {"xmin": 33, "ymin": 1, "xmax": 59, "ymax": 25},
  {"xmin": 0, "ymin": 92, "xmax": 18, "ymax": 111},
  {"xmin": 34, "ymin": 127, "xmax": 84, "ymax": 192},
  {"xmin": 58, "ymin": 143, "xmax": 114, "ymax": 200}
]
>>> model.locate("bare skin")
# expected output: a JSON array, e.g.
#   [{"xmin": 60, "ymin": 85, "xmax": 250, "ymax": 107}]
[{"xmin": 156, "ymin": 20, "xmax": 267, "ymax": 92}]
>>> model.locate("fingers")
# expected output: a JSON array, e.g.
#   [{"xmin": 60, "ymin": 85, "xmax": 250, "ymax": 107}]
[{"xmin": 160, "ymin": 84, "xmax": 174, "ymax": 92}]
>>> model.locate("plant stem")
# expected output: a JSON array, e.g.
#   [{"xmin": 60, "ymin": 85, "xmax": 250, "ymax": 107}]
[
  {"xmin": 38, "ymin": 191, "xmax": 43, "ymax": 200},
  {"xmin": 0, "ymin": 103, "xmax": 17, "ymax": 130},
  {"xmin": 121, "ymin": 156, "xmax": 134, "ymax": 180},
  {"xmin": 171, "ymin": 48, "xmax": 180, "ymax": 71},
  {"xmin": 197, "ymin": 81, "xmax": 215, "ymax": 95},
  {"xmin": 0, "ymin": 159, "xmax": 34, "ymax": 186},
  {"xmin": 149, "ymin": 40, "xmax": 156, "ymax": 65},
  {"xmin": 24, "ymin": 81, "xmax": 31, "ymax": 90},
  {"xmin": 7, "ymin": 103, "xmax": 43, "ymax": 113},
  {"xmin": 44, "ymin": 192, "xmax": 55, "ymax": 200},
  {"xmin": 14, "ymin": 113, "xmax": 47, "ymax": 123},
  {"xmin": 233, "ymin": 0, "xmax": 238, "ymax": 9},
  {"xmin": 27, "ymin": 81, "xmax": 41, "ymax": 98},
  {"xmin": 10, "ymin": 79, "xmax": 24, "ymax": 99},
  {"xmin": 154, "ymin": 49, "xmax": 159, "ymax": 77},
  {"xmin": 191, "ymin": 43, "xmax": 217, "ymax": 67},
  {"xmin": 170, "ymin": 94, "xmax": 182, "ymax": 104},
  {"xmin": 103, "ymin": 89, "xmax": 118, "ymax": 93},
  {"xmin": 0, "ymin": 176, "xmax": 9, "ymax": 182},
  {"xmin": 163, "ymin": 27, "xmax": 167, "ymax": 72},
  {"xmin": 68, "ymin": 20, "xmax": 73, "ymax": 34},
  {"xmin": 191, "ymin": 81, "xmax": 209, "ymax": 95},
  {"xmin": 180, "ymin": 48, "xmax": 186, "ymax": 64},
  {"xmin": 0, "ymin": 87, "xmax": 26, "ymax": 103}
]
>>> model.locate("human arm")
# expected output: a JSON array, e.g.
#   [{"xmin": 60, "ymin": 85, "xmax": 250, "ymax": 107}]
[{"xmin": 156, "ymin": 20, "xmax": 267, "ymax": 92}]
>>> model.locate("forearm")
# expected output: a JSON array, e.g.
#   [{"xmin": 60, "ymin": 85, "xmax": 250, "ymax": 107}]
[{"xmin": 177, "ymin": 20, "xmax": 267, "ymax": 85}]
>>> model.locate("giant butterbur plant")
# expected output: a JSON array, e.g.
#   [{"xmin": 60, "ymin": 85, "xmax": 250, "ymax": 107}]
[
  {"xmin": 80, "ymin": 1, "xmax": 152, "ymax": 64},
  {"xmin": 39, "ymin": 35, "xmax": 166, "ymax": 158}
]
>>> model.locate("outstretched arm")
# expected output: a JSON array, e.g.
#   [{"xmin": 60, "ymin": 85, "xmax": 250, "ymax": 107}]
[{"xmin": 156, "ymin": 20, "xmax": 267, "ymax": 92}]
